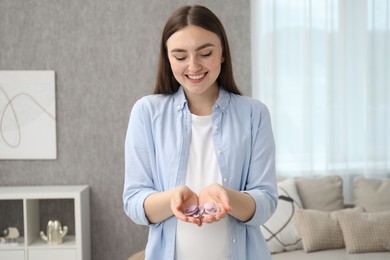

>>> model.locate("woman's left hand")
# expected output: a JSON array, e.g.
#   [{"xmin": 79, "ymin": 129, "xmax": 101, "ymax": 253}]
[{"xmin": 198, "ymin": 183, "xmax": 232, "ymax": 223}]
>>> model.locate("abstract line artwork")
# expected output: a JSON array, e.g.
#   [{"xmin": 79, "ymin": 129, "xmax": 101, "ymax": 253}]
[{"xmin": 0, "ymin": 71, "xmax": 56, "ymax": 159}]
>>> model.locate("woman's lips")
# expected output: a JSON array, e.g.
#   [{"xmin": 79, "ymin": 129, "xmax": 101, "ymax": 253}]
[{"xmin": 186, "ymin": 73, "xmax": 207, "ymax": 80}]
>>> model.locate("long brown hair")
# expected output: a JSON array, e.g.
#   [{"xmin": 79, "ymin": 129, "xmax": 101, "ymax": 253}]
[{"xmin": 154, "ymin": 5, "xmax": 241, "ymax": 95}]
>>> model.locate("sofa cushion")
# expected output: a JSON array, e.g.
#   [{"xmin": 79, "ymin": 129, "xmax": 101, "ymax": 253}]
[
  {"xmin": 260, "ymin": 178, "xmax": 303, "ymax": 253},
  {"xmin": 354, "ymin": 177, "xmax": 390, "ymax": 212},
  {"xmin": 336, "ymin": 210, "xmax": 390, "ymax": 253},
  {"xmin": 271, "ymin": 248, "xmax": 390, "ymax": 260},
  {"xmin": 295, "ymin": 175, "xmax": 344, "ymax": 211},
  {"xmin": 295, "ymin": 207, "xmax": 363, "ymax": 252}
]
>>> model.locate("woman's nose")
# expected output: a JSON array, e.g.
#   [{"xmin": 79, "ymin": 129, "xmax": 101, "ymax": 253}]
[{"xmin": 188, "ymin": 56, "xmax": 201, "ymax": 72}]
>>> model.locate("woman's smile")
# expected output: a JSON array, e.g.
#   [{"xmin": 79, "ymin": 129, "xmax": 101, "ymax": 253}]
[{"xmin": 186, "ymin": 72, "xmax": 207, "ymax": 81}]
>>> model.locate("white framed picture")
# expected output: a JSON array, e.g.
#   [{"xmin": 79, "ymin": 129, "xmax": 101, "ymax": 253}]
[{"xmin": 0, "ymin": 70, "xmax": 57, "ymax": 159}]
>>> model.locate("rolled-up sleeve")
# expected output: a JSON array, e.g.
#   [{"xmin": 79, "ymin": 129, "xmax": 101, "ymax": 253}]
[
  {"xmin": 243, "ymin": 103, "xmax": 278, "ymax": 226},
  {"xmin": 123, "ymin": 99, "xmax": 156, "ymax": 226}
]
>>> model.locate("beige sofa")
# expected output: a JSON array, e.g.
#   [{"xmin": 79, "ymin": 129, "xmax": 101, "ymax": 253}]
[
  {"xmin": 128, "ymin": 176, "xmax": 390, "ymax": 259},
  {"xmin": 128, "ymin": 250, "xmax": 144, "ymax": 260},
  {"xmin": 263, "ymin": 176, "xmax": 390, "ymax": 259},
  {"xmin": 272, "ymin": 249, "xmax": 390, "ymax": 260}
]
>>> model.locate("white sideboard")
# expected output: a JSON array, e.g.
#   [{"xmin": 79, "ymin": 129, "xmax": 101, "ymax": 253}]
[{"xmin": 0, "ymin": 186, "xmax": 90, "ymax": 260}]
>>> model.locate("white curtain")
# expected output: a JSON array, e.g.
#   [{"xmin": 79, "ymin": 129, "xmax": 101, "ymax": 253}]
[{"xmin": 251, "ymin": 0, "xmax": 390, "ymax": 201}]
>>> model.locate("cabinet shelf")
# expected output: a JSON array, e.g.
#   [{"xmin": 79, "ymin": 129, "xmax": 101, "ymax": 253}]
[
  {"xmin": 0, "ymin": 237, "xmax": 25, "ymax": 249},
  {"xmin": 0, "ymin": 186, "xmax": 90, "ymax": 260},
  {"xmin": 28, "ymin": 235, "xmax": 76, "ymax": 248}
]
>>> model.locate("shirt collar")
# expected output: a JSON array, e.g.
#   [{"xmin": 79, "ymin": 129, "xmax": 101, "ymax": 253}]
[
  {"xmin": 173, "ymin": 86, "xmax": 187, "ymax": 111},
  {"xmin": 214, "ymin": 87, "xmax": 230, "ymax": 113},
  {"xmin": 173, "ymin": 86, "xmax": 231, "ymax": 112}
]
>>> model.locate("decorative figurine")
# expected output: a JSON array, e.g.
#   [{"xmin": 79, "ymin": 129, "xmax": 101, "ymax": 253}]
[
  {"xmin": 40, "ymin": 220, "xmax": 68, "ymax": 245},
  {"xmin": 0, "ymin": 227, "xmax": 20, "ymax": 245}
]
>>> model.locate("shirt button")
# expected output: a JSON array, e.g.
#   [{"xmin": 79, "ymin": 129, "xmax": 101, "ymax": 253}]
[
  {"xmin": 223, "ymin": 178, "xmax": 228, "ymax": 183},
  {"xmin": 217, "ymin": 150, "xmax": 222, "ymax": 156},
  {"xmin": 215, "ymin": 125, "xmax": 219, "ymax": 130},
  {"xmin": 232, "ymin": 238, "xmax": 237, "ymax": 244}
]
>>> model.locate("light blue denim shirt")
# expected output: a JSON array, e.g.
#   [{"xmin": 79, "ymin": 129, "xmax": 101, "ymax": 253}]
[{"xmin": 123, "ymin": 86, "xmax": 277, "ymax": 260}]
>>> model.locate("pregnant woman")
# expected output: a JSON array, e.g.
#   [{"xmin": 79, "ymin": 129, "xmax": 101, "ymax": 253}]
[{"xmin": 123, "ymin": 5, "xmax": 277, "ymax": 260}]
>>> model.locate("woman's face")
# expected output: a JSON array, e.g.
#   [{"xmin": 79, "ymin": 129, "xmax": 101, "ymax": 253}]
[{"xmin": 166, "ymin": 25, "xmax": 224, "ymax": 99}]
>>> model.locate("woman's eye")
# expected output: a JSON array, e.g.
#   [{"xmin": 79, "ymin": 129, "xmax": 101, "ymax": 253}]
[
  {"xmin": 200, "ymin": 51, "xmax": 212, "ymax": 57},
  {"xmin": 175, "ymin": 56, "xmax": 186, "ymax": 61}
]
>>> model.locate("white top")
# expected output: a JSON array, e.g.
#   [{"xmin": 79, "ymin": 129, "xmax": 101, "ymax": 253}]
[{"xmin": 175, "ymin": 114, "xmax": 230, "ymax": 260}]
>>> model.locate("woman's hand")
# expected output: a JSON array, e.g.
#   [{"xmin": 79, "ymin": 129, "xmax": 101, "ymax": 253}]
[
  {"xmin": 198, "ymin": 183, "xmax": 232, "ymax": 223},
  {"xmin": 145, "ymin": 183, "xmax": 255, "ymax": 225},
  {"xmin": 171, "ymin": 185, "xmax": 202, "ymax": 226}
]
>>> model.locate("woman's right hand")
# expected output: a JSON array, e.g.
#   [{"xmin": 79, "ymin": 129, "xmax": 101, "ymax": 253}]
[{"xmin": 171, "ymin": 185, "xmax": 202, "ymax": 226}]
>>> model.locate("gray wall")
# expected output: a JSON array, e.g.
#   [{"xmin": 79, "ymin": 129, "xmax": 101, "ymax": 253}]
[{"xmin": 0, "ymin": 0, "xmax": 251, "ymax": 259}]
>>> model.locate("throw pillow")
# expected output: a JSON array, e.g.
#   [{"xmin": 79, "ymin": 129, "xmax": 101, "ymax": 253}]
[
  {"xmin": 295, "ymin": 175, "xmax": 344, "ymax": 211},
  {"xmin": 336, "ymin": 210, "xmax": 390, "ymax": 253},
  {"xmin": 354, "ymin": 177, "xmax": 390, "ymax": 212},
  {"xmin": 295, "ymin": 207, "xmax": 363, "ymax": 253},
  {"xmin": 261, "ymin": 178, "xmax": 303, "ymax": 253}
]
